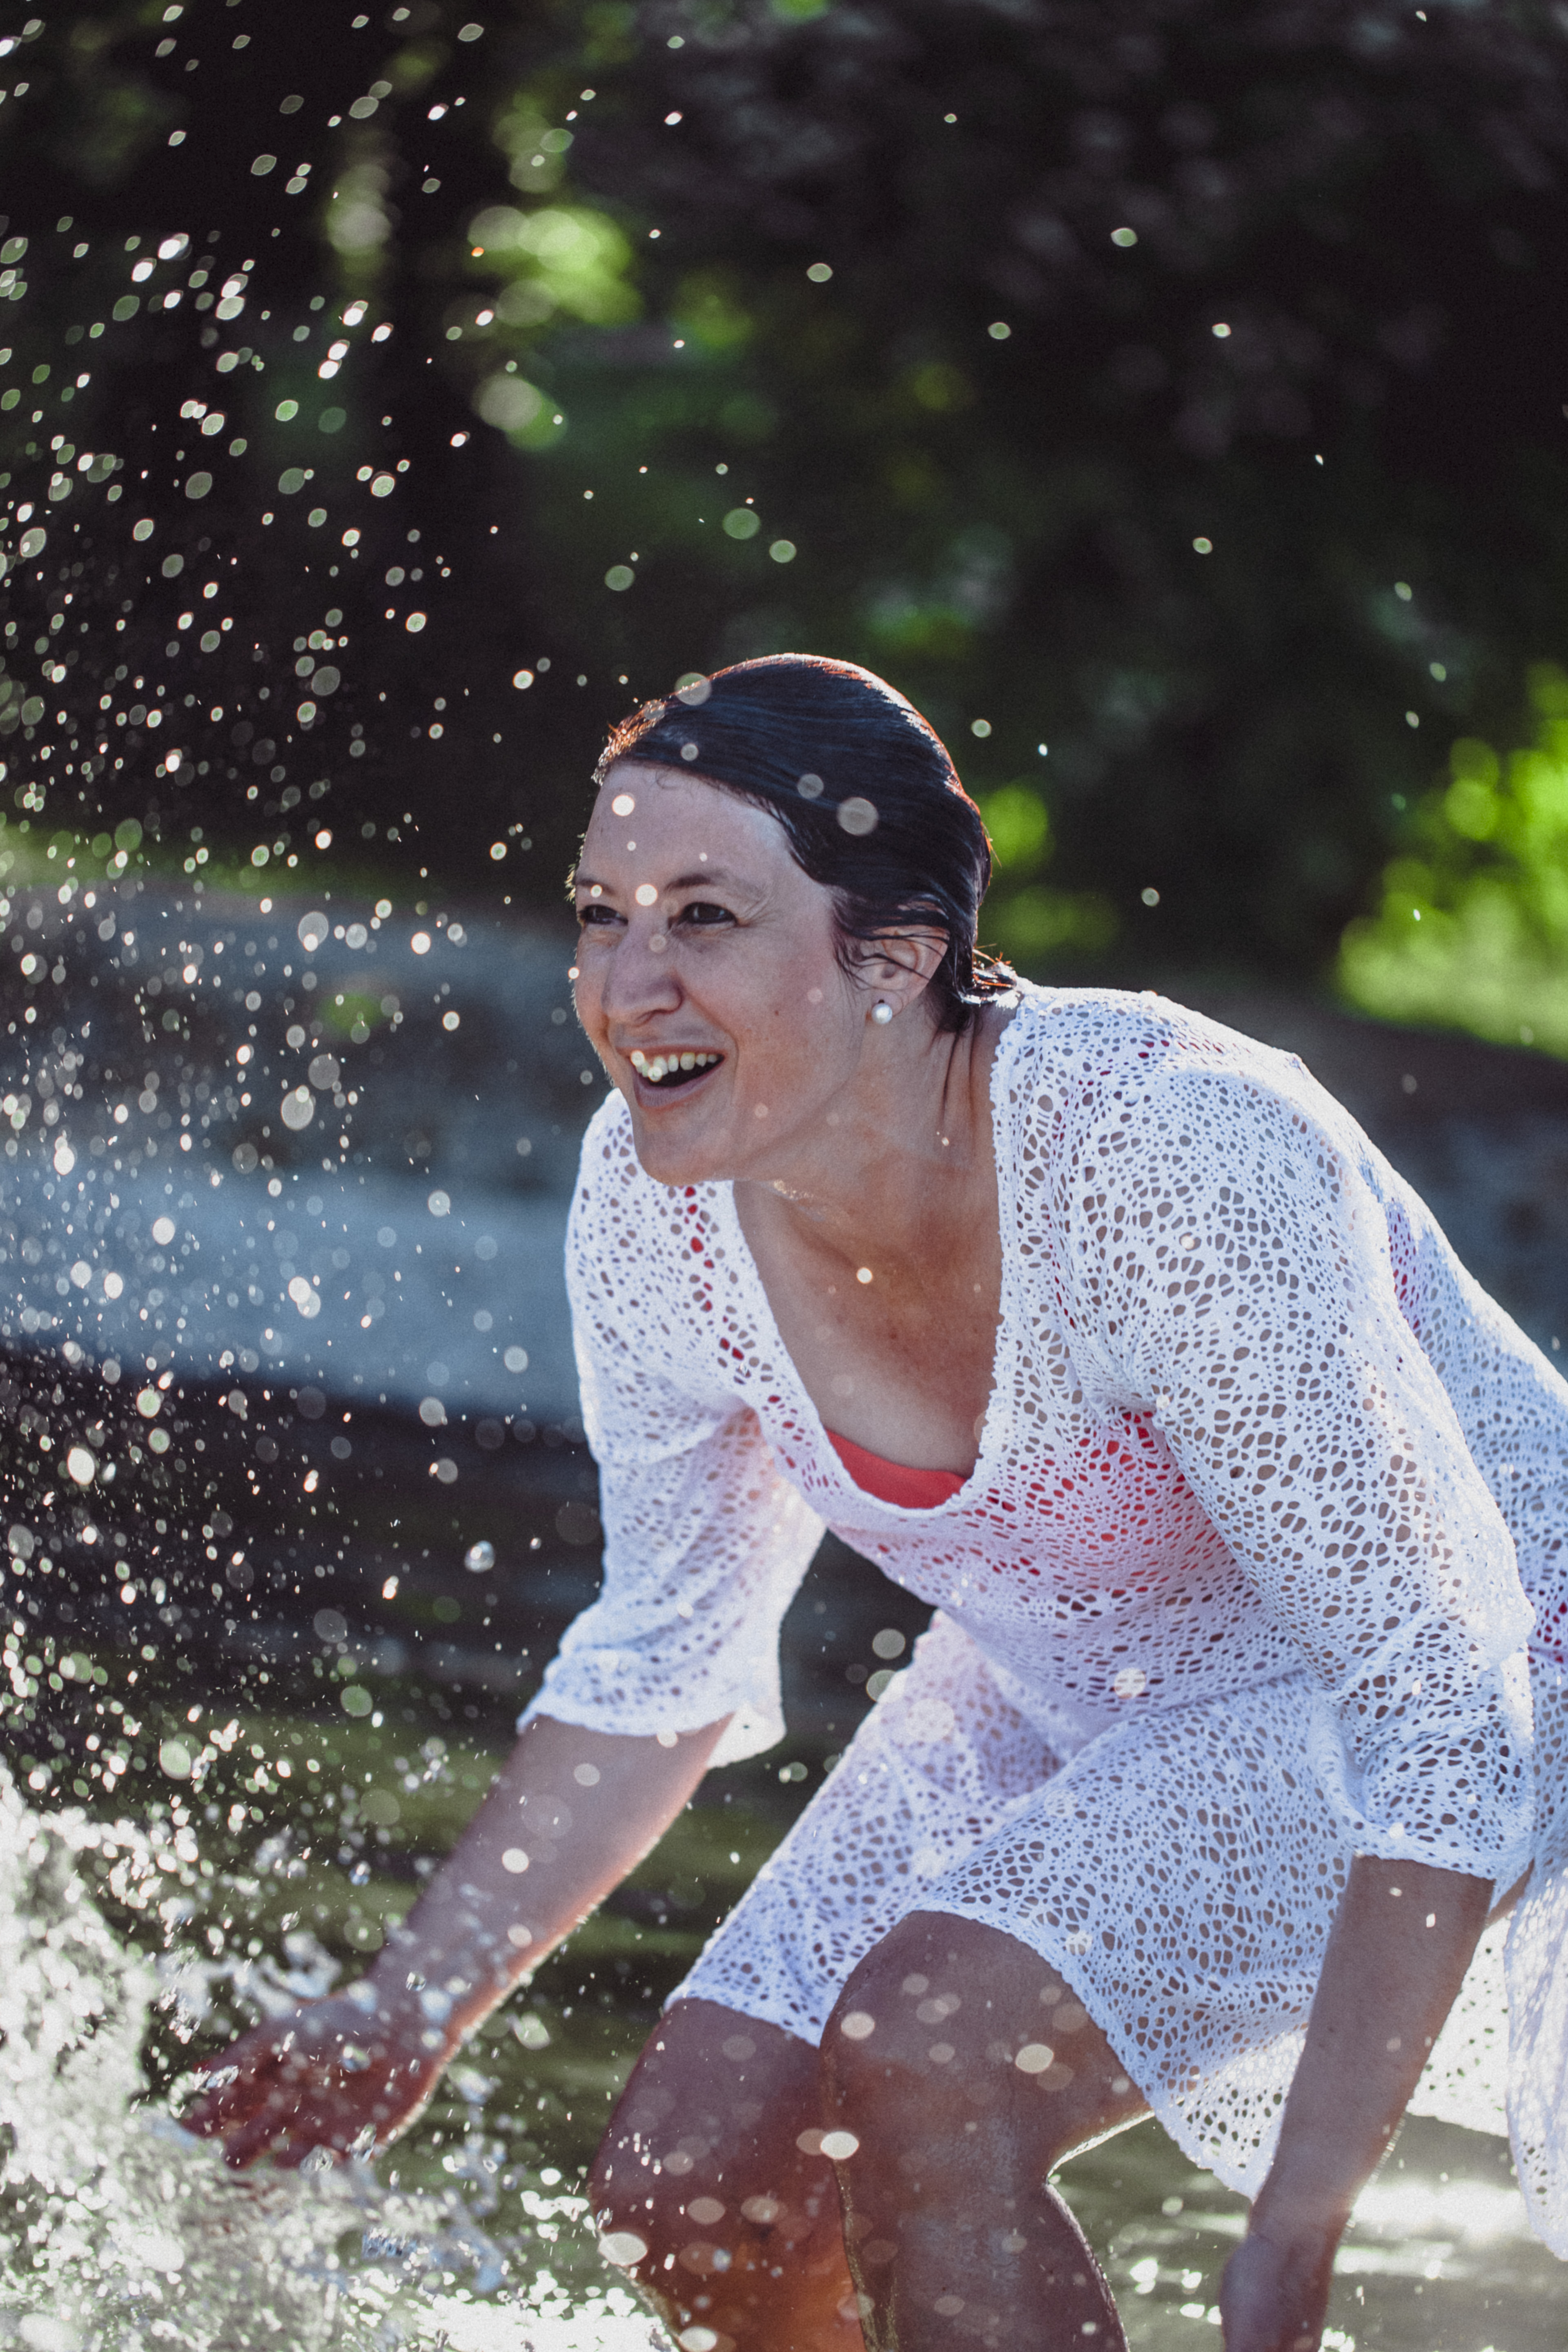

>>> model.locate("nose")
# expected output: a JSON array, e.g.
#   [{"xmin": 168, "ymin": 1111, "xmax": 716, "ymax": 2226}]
[{"xmin": 599, "ymin": 913, "xmax": 681, "ymax": 1027}]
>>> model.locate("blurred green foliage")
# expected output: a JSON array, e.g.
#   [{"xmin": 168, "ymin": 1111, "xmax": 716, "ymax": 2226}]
[
  {"xmin": 1341, "ymin": 666, "xmax": 1568, "ymax": 1055},
  {"xmin": 4, "ymin": 0, "xmax": 1568, "ymax": 998},
  {"xmin": 974, "ymin": 785, "xmax": 1049, "ymax": 878}
]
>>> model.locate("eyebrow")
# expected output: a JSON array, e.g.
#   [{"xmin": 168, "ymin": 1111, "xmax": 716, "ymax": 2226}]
[{"xmin": 573, "ymin": 866, "xmax": 755, "ymax": 896}]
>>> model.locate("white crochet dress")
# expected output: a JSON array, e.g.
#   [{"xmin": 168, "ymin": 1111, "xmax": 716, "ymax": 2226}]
[{"xmin": 524, "ymin": 986, "xmax": 1568, "ymax": 2249}]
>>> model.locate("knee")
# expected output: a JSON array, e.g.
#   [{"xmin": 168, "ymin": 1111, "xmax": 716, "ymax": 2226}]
[
  {"xmin": 820, "ymin": 1913, "xmax": 1120, "ymax": 2174},
  {"xmin": 589, "ymin": 2108, "xmax": 842, "ymax": 2298},
  {"xmin": 820, "ymin": 1915, "xmax": 952, "ymax": 2124}
]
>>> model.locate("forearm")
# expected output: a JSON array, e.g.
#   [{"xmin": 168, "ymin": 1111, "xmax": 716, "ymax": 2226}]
[
  {"xmin": 363, "ymin": 1711, "xmax": 728, "ymax": 2055},
  {"xmin": 1251, "ymin": 1853, "xmax": 1492, "ymax": 2241}
]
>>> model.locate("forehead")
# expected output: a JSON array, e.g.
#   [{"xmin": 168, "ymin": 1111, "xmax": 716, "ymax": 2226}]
[{"xmin": 588, "ymin": 762, "xmax": 795, "ymax": 866}]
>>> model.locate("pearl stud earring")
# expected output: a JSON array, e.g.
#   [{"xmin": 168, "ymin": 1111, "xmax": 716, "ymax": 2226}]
[{"xmin": 871, "ymin": 1000, "xmax": 894, "ymax": 1025}]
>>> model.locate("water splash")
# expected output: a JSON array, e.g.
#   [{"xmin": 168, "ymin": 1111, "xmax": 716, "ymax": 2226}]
[{"xmin": 0, "ymin": 1761, "xmax": 576, "ymax": 2350}]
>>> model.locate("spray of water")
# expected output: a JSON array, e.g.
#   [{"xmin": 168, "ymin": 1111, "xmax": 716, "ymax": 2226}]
[{"xmin": 0, "ymin": 1758, "xmax": 660, "ymax": 2352}]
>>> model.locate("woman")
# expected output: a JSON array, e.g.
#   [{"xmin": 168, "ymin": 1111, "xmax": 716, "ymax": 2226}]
[{"xmin": 191, "ymin": 656, "xmax": 1568, "ymax": 2352}]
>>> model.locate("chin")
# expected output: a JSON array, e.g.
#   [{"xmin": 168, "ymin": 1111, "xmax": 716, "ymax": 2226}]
[{"xmin": 628, "ymin": 1111, "xmax": 733, "ymax": 1190}]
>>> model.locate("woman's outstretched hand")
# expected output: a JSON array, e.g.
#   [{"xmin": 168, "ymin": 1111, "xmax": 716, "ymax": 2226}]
[
  {"xmin": 1218, "ymin": 2228, "xmax": 1334, "ymax": 2352},
  {"xmin": 184, "ymin": 1990, "xmax": 443, "ymax": 2169},
  {"xmin": 181, "ymin": 1716, "xmax": 728, "ymax": 2170}
]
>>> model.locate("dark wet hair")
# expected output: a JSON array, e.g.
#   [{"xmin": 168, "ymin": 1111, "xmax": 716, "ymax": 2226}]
[{"xmin": 595, "ymin": 654, "xmax": 1014, "ymax": 1033}]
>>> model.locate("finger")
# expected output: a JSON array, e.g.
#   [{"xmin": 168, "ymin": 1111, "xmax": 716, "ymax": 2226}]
[
  {"xmin": 216, "ymin": 2125, "xmax": 273, "ymax": 2171},
  {"xmin": 218, "ymin": 2089, "xmax": 325, "ymax": 2170},
  {"xmin": 274, "ymin": 2132, "xmax": 351, "ymax": 2173},
  {"xmin": 202, "ymin": 2072, "xmax": 349, "ymax": 2162},
  {"xmin": 220, "ymin": 2107, "xmax": 315, "ymax": 2173},
  {"xmin": 186, "ymin": 2089, "xmax": 256, "ymax": 2140},
  {"xmin": 186, "ymin": 2066, "xmax": 274, "ymax": 2132},
  {"xmin": 186, "ymin": 2062, "xmax": 284, "ymax": 2140}
]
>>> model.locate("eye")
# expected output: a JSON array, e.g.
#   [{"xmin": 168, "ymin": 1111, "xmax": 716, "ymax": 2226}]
[
  {"xmin": 677, "ymin": 900, "xmax": 735, "ymax": 928},
  {"xmin": 576, "ymin": 900, "xmax": 620, "ymax": 928}
]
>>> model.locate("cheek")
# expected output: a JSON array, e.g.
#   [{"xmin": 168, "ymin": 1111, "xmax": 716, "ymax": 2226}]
[
  {"xmin": 573, "ymin": 976, "xmax": 604, "ymax": 1040},
  {"xmin": 744, "ymin": 1025, "xmax": 830, "ymax": 1102}
]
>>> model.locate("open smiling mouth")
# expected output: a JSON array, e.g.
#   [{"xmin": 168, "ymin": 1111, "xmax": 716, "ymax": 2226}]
[{"xmin": 628, "ymin": 1049, "xmax": 724, "ymax": 1090}]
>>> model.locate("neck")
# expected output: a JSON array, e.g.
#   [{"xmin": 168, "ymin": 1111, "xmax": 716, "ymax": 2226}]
[{"xmin": 735, "ymin": 1005, "xmax": 1004, "ymax": 1270}]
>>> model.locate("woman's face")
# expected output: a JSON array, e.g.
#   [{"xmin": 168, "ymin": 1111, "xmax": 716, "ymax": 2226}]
[{"xmin": 572, "ymin": 760, "xmax": 873, "ymax": 1187}]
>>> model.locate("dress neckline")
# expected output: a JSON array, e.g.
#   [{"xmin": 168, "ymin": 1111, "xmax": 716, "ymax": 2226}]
[{"xmin": 712, "ymin": 993, "xmax": 1031, "ymax": 1515}]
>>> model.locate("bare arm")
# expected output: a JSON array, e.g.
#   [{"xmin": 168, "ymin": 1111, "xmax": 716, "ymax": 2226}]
[
  {"xmin": 1219, "ymin": 1853, "xmax": 1493, "ymax": 2352},
  {"xmin": 187, "ymin": 1711, "xmax": 728, "ymax": 2165}
]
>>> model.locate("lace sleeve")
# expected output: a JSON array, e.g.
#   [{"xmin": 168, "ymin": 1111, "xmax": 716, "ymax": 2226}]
[
  {"xmin": 521, "ymin": 1104, "xmax": 824, "ymax": 1766},
  {"xmin": 1059, "ymin": 1060, "xmax": 1536, "ymax": 1886}
]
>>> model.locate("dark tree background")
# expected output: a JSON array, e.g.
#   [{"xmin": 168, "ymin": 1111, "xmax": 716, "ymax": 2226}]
[{"xmin": 5, "ymin": 0, "xmax": 1568, "ymax": 987}]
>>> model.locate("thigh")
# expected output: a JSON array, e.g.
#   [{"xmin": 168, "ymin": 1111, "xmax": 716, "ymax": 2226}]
[
  {"xmin": 824, "ymin": 1911, "xmax": 1149, "ymax": 2175},
  {"xmin": 915, "ymin": 1675, "xmax": 1352, "ymax": 2195}
]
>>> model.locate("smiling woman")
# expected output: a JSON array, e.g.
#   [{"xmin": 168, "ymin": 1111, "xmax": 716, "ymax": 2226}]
[
  {"xmin": 192, "ymin": 657, "xmax": 1568, "ymax": 2352},
  {"xmin": 566, "ymin": 659, "xmax": 1016, "ymax": 1196},
  {"xmin": 589, "ymin": 654, "xmax": 1013, "ymax": 1034}
]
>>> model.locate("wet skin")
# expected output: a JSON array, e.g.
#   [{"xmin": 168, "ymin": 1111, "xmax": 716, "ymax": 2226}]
[
  {"xmin": 591, "ymin": 1926, "xmax": 1144, "ymax": 2352},
  {"xmin": 571, "ymin": 762, "xmax": 1006, "ymax": 1474},
  {"xmin": 190, "ymin": 763, "xmax": 1497, "ymax": 2352}
]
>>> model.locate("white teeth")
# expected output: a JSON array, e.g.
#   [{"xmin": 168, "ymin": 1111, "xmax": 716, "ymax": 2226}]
[{"xmin": 629, "ymin": 1049, "xmax": 720, "ymax": 1086}]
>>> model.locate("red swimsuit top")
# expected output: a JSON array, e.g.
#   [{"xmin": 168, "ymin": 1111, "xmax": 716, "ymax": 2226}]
[{"xmin": 826, "ymin": 1430, "xmax": 966, "ymax": 1510}]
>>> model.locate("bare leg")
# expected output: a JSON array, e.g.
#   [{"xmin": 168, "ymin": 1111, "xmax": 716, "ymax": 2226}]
[
  {"xmin": 589, "ymin": 1997, "xmax": 864, "ymax": 2352},
  {"xmin": 821, "ymin": 1913, "xmax": 1148, "ymax": 2352}
]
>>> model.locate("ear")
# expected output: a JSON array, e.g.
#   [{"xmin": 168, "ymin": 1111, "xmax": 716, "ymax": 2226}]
[{"xmin": 855, "ymin": 926, "xmax": 948, "ymax": 1014}]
